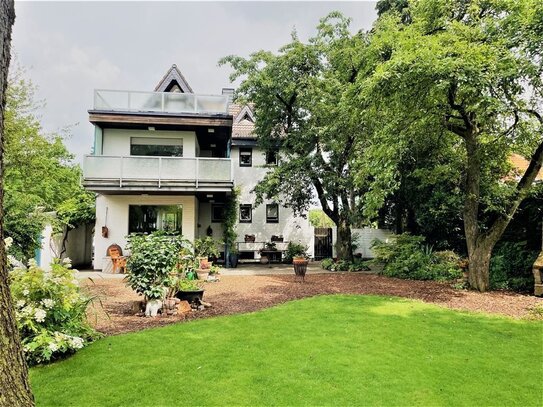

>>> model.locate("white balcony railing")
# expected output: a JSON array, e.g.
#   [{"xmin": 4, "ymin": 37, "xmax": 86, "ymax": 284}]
[
  {"xmin": 83, "ymin": 155, "xmax": 233, "ymax": 187},
  {"xmin": 93, "ymin": 90, "xmax": 229, "ymax": 115}
]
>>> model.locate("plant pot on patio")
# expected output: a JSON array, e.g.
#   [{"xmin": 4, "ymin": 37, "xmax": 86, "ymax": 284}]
[
  {"xmin": 229, "ymin": 252, "xmax": 239, "ymax": 268},
  {"xmin": 293, "ymin": 257, "xmax": 309, "ymax": 282}
]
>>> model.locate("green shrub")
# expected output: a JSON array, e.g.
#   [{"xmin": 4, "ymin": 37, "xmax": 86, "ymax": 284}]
[
  {"xmin": 372, "ymin": 234, "xmax": 462, "ymax": 281},
  {"xmin": 194, "ymin": 236, "xmax": 221, "ymax": 259},
  {"xmin": 125, "ymin": 233, "xmax": 189, "ymax": 300},
  {"xmin": 490, "ymin": 241, "xmax": 538, "ymax": 292},
  {"xmin": 320, "ymin": 258, "xmax": 370, "ymax": 272},
  {"xmin": 9, "ymin": 258, "xmax": 99, "ymax": 365},
  {"xmin": 283, "ymin": 242, "xmax": 309, "ymax": 263}
]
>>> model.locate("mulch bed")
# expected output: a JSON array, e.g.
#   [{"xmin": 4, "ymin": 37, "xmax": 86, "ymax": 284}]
[{"xmin": 84, "ymin": 273, "xmax": 543, "ymax": 336}]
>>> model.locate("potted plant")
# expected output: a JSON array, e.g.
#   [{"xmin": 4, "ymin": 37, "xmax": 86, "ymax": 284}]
[
  {"xmin": 228, "ymin": 246, "xmax": 239, "ymax": 268},
  {"xmin": 291, "ymin": 243, "xmax": 309, "ymax": 282},
  {"xmin": 125, "ymin": 232, "xmax": 189, "ymax": 317},
  {"xmin": 194, "ymin": 236, "xmax": 221, "ymax": 268},
  {"xmin": 175, "ymin": 278, "xmax": 205, "ymax": 304},
  {"xmin": 259, "ymin": 242, "xmax": 278, "ymax": 264}
]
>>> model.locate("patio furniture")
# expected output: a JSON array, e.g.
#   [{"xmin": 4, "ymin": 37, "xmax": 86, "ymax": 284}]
[{"xmin": 106, "ymin": 244, "xmax": 127, "ymax": 274}]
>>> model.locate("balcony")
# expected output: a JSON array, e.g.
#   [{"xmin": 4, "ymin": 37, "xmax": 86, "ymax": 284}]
[
  {"xmin": 93, "ymin": 90, "xmax": 229, "ymax": 115},
  {"xmin": 82, "ymin": 155, "xmax": 233, "ymax": 193}
]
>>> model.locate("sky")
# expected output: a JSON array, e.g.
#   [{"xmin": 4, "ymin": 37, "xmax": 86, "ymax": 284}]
[{"xmin": 12, "ymin": 1, "xmax": 378, "ymax": 161}]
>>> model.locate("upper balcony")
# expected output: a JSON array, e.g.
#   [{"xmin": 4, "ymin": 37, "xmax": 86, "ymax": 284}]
[
  {"xmin": 89, "ymin": 90, "xmax": 233, "ymax": 129},
  {"xmin": 82, "ymin": 155, "xmax": 233, "ymax": 194}
]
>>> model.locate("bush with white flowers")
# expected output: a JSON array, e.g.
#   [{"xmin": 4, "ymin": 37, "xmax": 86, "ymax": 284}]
[{"xmin": 9, "ymin": 257, "xmax": 99, "ymax": 365}]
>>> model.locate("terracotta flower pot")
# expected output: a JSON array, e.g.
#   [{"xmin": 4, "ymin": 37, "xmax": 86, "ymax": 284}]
[{"xmin": 293, "ymin": 257, "xmax": 309, "ymax": 282}]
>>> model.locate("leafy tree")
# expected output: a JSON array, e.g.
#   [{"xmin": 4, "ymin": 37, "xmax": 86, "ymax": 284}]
[
  {"xmin": 361, "ymin": 0, "xmax": 543, "ymax": 291},
  {"xmin": 221, "ymin": 13, "xmax": 370, "ymax": 260},
  {"xmin": 308, "ymin": 209, "xmax": 335, "ymax": 228},
  {"xmin": 0, "ymin": 0, "xmax": 35, "ymax": 404},
  {"xmin": 4, "ymin": 70, "xmax": 81, "ymax": 259}
]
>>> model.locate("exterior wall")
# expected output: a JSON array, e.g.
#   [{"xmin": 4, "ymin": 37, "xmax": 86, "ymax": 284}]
[
  {"xmin": 101, "ymin": 128, "xmax": 197, "ymax": 157},
  {"xmin": 351, "ymin": 227, "xmax": 394, "ymax": 259},
  {"xmin": 93, "ymin": 194, "xmax": 197, "ymax": 269},
  {"xmin": 37, "ymin": 223, "xmax": 93, "ymax": 271},
  {"xmin": 230, "ymin": 145, "xmax": 314, "ymax": 257},
  {"xmin": 198, "ymin": 202, "xmax": 224, "ymax": 240}
]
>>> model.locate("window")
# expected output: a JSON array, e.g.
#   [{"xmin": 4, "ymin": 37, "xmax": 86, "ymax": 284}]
[
  {"xmin": 265, "ymin": 150, "xmax": 278, "ymax": 165},
  {"xmin": 239, "ymin": 204, "xmax": 252, "ymax": 223},
  {"xmin": 211, "ymin": 204, "xmax": 225, "ymax": 222},
  {"xmin": 239, "ymin": 148, "xmax": 252, "ymax": 167},
  {"xmin": 128, "ymin": 205, "xmax": 183, "ymax": 234},
  {"xmin": 266, "ymin": 204, "xmax": 279, "ymax": 223},
  {"xmin": 130, "ymin": 137, "xmax": 183, "ymax": 157}
]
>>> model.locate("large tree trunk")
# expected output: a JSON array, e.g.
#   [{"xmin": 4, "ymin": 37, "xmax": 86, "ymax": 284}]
[
  {"xmin": 0, "ymin": 1, "xmax": 34, "ymax": 405},
  {"xmin": 335, "ymin": 217, "xmax": 353, "ymax": 261},
  {"xmin": 466, "ymin": 238, "xmax": 495, "ymax": 292}
]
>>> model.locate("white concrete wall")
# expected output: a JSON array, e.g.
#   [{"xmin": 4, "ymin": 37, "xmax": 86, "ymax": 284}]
[
  {"xmin": 351, "ymin": 227, "xmax": 394, "ymax": 259},
  {"xmin": 102, "ymin": 128, "xmax": 197, "ymax": 157},
  {"xmin": 93, "ymin": 194, "xmax": 197, "ymax": 269},
  {"xmin": 230, "ymin": 145, "xmax": 314, "ymax": 257},
  {"xmin": 37, "ymin": 223, "xmax": 93, "ymax": 270}
]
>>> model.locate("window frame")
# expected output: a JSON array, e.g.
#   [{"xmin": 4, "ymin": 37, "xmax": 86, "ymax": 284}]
[
  {"xmin": 266, "ymin": 203, "xmax": 279, "ymax": 223},
  {"xmin": 239, "ymin": 147, "xmax": 253, "ymax": 167},
  {"xmin": 239, "ymin": 204, "xmax": 253, "ymax": 223},
  {"xmin": 211, "ymin": 204, "xmax": 225, "ymax": 223},
  {"xmin": 128, "ymin": 204, "xmax": 183, "ymax": 234},
  {"xmin": 130, "ymin": 137, "xmax": 183, "ymax": 157},
  {"xmin": 265, "ymin": 150, "xmax": 278, "ymax": 166}
]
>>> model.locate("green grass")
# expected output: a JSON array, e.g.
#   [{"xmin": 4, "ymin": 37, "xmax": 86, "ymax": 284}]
[{"xmin": 30, "ymin": 295, "xmax": 542, "ymax": 406}]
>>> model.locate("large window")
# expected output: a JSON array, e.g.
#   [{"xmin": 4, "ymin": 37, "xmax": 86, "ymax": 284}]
[
  {"xmin": 239, "ymin": 204, "xmax": 252, "ymax": 223},
  {"xmin": 130, "ymin": 137, "xmax": 183, "ymax": 157},
  {"xmin": 239, "ymin": 148, "xmax": 252, "ymax": 167},
  {"xmin": 128, "ymin": 205, "xmax": 183, "ymax": 234},
  {"xmin": 266, "ymin": 204, "xmax": 279, "ymax": 223}
]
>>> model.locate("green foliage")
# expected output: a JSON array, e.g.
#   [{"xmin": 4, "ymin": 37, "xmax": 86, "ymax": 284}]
[
  {"xmin": 125, "ymin": 233, "xmax": 190, "ymax": 300},
  {"xmin": 177, "ymin": 278, "xmax": 204, "ymax": 292},
  {"xmin": 9, "ymin": 258, "xmax": 99, "ymax": 365},
  {"xmin": 194, "ymin": 236, "xmax": 221, "ymax": 259},
  {"xmin": 283, "ymin": 242, "xmax": 309, "ymax": 263},
  {"xmin": 56, "ymin": 189, "xmax": 96, "ymax": 232},
  {"xmin": 223, "ymin": 187, "xmax": 240, "ymax": 254},
  {"xmin": 320, "ymin": 258, "xmax": 370, "ymax": 272},
  {"xmin": 490, "ymin": 241, "xmax": 539, "ymax": 292},
  {"xmin": 308, "ymin": 209, "xmax": 334, "ymax": 228},
  {"xmin": 29, "ymin": 296, "xmax": 543, "ymax": 406},
  {"xmin": 372, "ymin": 234, "xmax": 462, "ymax": 281},
  {"xmin": 4, "ymin": 69, "xmax": 83, "ymax": 259}
]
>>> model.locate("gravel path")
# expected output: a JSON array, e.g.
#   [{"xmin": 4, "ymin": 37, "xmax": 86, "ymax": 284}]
[{"xmin": 83, "ymin": 273, "xmax": 543, "ymax": 335}]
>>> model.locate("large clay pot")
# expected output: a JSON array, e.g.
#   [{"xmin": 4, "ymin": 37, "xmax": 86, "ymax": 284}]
[{"xmin": 293, "ymin": 257, "xmax": 309, "ymax": 282}]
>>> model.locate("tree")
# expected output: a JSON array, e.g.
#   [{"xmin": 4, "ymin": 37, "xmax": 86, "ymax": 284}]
[
  {"xmin": 361, "ymin": 0, "xmax": 543, "ymax": 291},
  {"xmin": 4, "ymin": 70, "xmax": 81, "ymax": 259},
  {"xmin": 0, "ymin": 0, "xmax": 35, "ymax": 404},
  {"xmin": 221, "ymin": 13, "xmax": 370, "ymax": 260}
]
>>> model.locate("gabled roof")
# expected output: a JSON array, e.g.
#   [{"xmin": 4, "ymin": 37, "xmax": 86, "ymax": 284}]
[
  {"xmin": 509, "ymin": 153, "xmax": 543, "ymax": 182},
  {"xmin": 154, "ymin": 64, "xmax": 193, "ymax": 93},
  {"xmin": 229, "ymin": 103, "xmax": 256, "ymax": 139}
]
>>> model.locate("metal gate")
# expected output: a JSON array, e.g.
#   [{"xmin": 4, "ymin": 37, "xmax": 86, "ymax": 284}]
[{"xmin": 314, "ymin": 227, "xmax": 333, "ymax": 260}]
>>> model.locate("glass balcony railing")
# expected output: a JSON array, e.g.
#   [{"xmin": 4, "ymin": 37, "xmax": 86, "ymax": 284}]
[
  {"xmin": 93, "ymin": 90, "xmax": 229, "ymax": 115},
  {"xmin": 82, "ymin": 155, "xmax": 233, "ymax": 187}
]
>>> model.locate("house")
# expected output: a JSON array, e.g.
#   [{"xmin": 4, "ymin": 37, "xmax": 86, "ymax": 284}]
[{"xmin": 83, "ymin": 65, "xmax": 314, "ymax": 270}]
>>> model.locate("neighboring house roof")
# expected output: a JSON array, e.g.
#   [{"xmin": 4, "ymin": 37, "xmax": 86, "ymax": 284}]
[
  {"xmin": 509, "ymin": 153, "xmax": 543, "ymax": 182},
  {"xmin": 229, "ymin": 103, "xmax": 256, "ymax": 139},
  {"xmin": 155, "ymin": 64, "xmax": 194, "ymax": 93}
]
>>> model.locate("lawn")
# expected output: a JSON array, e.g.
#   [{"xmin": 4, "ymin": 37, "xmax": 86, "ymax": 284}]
[{"xmin": 30, "ymin": 295, "xmax": 542, "ymax": 406}]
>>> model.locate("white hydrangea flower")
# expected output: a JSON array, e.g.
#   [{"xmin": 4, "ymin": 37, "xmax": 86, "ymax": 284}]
[
  {"xmin": 41, "ymin": 299, "xmax": 54, "ymax": 309},
  {"xmin": 48, "ymin": 342, "xmax": 58, "ymax": 352},
  {"xmin": 34, "ymin": 308, "xmax": 46, "ymax": 323},
  {"xmin": 16, "ymin": 300, "xmax": 25, "ymax": 308},
  {"xmin": 62, "ymin": 257, "xmax": 72, "ymax": 265},
  {"xmin": 27, "ymin": 258, "xmax": 37, "ymax": 268},
  {"xmin": 71, "ymin": 279, "xmax": 79, "ymax": 286},
  {"xmin": 4, "ymin": 236, "xmax": 13, "ymax": 249},
  {"xmin": 7, "ymin": 255, "xmax": 19, "ymax": 267},
  {"xmin": 69, "ymin": 336, "xmax": 84, "ymax": 349},
  {"xmin": 21, "ymin": 305, "xmax": 34, "ymax": 316},
  {"xmin": 22, "ymin": 289, "xmax": 30, "ymax": 296}
]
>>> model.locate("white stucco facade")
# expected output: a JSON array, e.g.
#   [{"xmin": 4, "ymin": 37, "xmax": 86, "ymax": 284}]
[{"xmin": 93, "ymin": 194, "xmax": 197, "ymax": 269}]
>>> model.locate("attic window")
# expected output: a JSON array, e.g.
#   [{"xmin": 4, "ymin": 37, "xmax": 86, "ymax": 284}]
[{"xmin": 240, "ymin": 113, "xmax": 254, "ymax": 123}]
